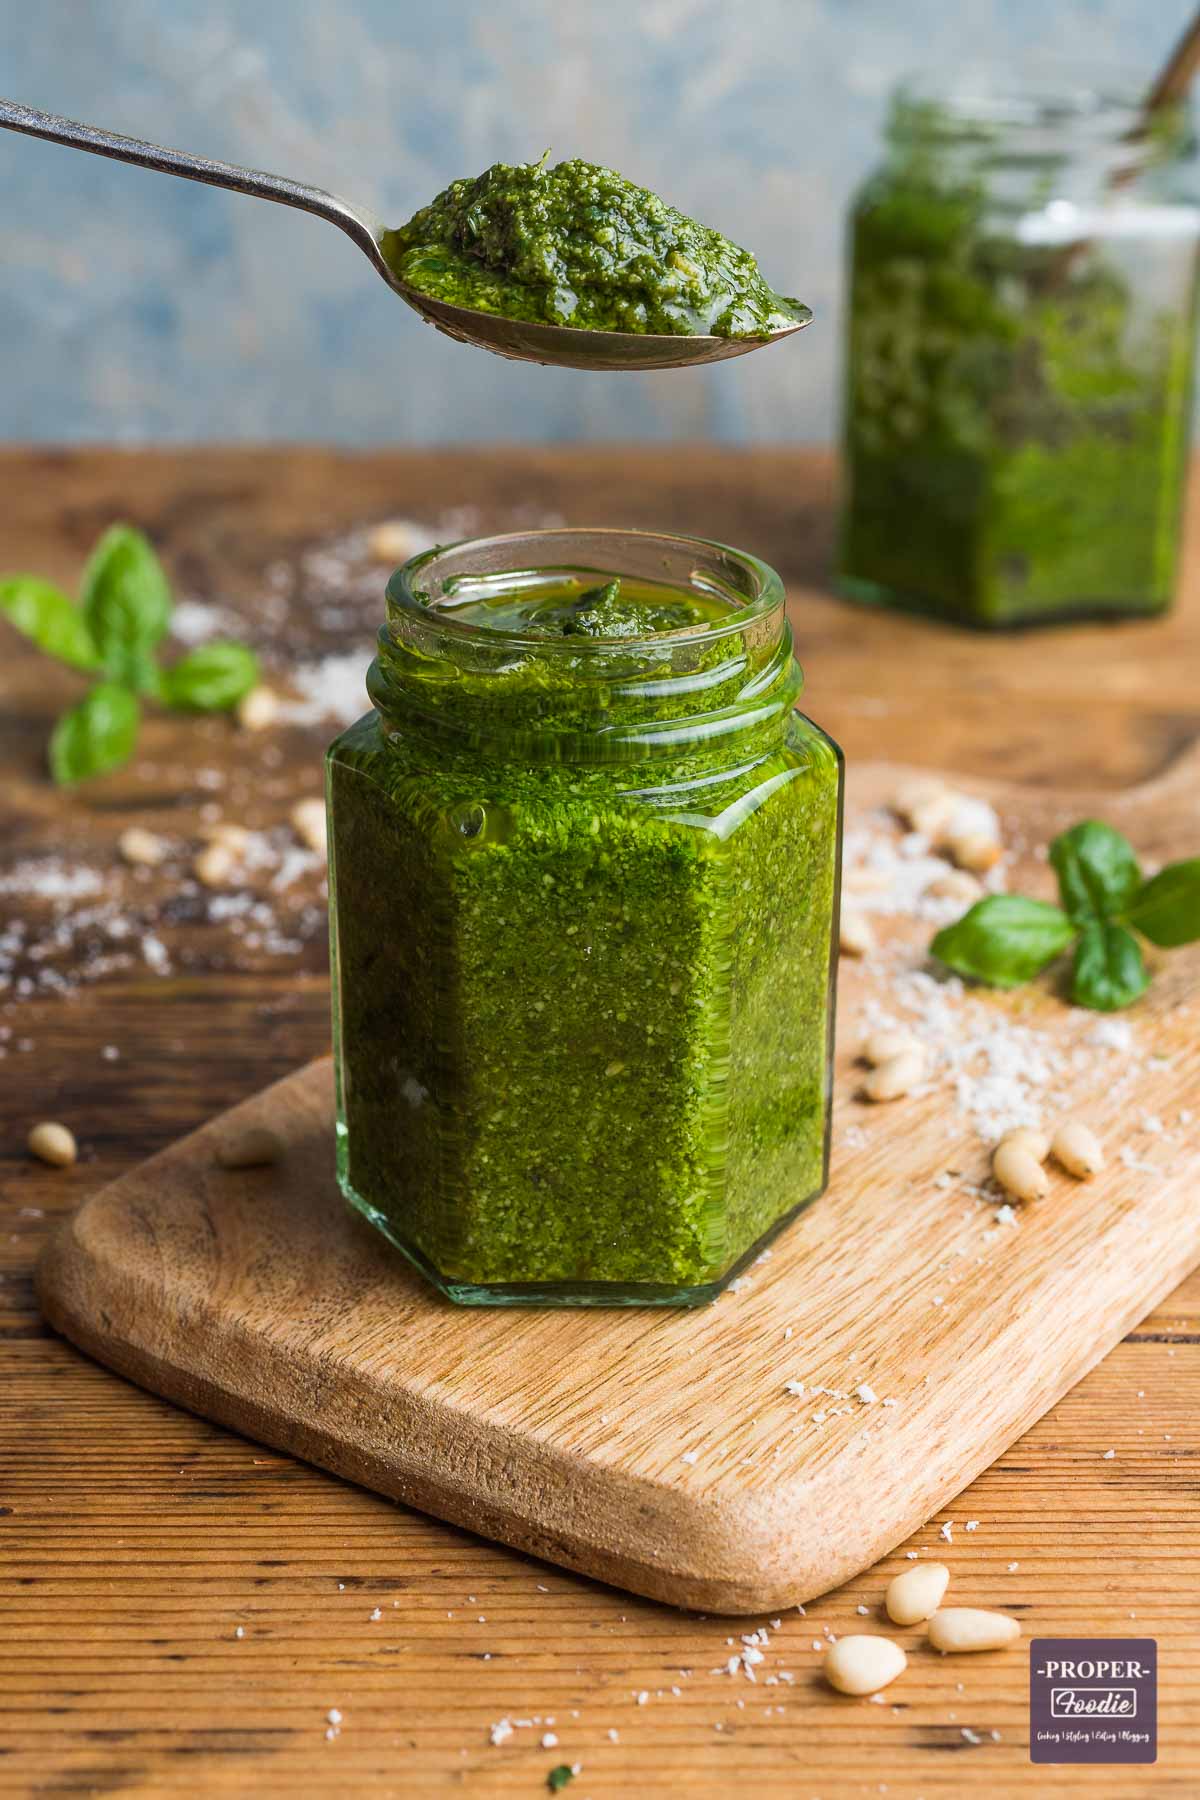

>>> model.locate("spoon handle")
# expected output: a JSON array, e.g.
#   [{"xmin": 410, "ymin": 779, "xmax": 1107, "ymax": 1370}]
[{"xmin": 0, "ymin": 96, "xmax": 392, "ymax": 278}]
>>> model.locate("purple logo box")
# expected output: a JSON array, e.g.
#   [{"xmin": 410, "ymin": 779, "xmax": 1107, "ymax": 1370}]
[{"xmin": 1030, "ymin": 1638, "xmax": 1156, "ymax": 1764}]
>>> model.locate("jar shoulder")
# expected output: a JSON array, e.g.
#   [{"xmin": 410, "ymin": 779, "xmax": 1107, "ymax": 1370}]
[
  {"xmin": 849, "ymin": 154, "xmax": 1200, "ymax": 245},
  {"xmin": 326, "ymin": 709, "xmax": 841, "ymax": 848}
]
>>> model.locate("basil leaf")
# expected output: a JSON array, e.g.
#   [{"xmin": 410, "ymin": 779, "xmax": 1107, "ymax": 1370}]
[
  {"xmin": 0, "ymin": 576, "xmax": 100, "ymax": 671},
  {"xmin": 1049, "ymin": 820, "xmax": 1141, "ymax": 924},
  {"xmin": 546, "ymin": 1770, "xmax": 575, "ymax": 1794},
  {"xmin": 157, "ymin": 641, "xmax": 260, "ymax": 711},
  {"xmin": 1123, "ymin": 858, "xmax": 1200, "ymax": 948},
  {"xmin": 930, "ymin": 895, "xmax": 1076, "ymax": 988},
  {"xmin": 49, "ymin": 683, "xmax": 140, "ymax": 785},
  {"xmin": 81, "ymin": 525, "xmax": 172, "ymax": 691},
  {"xmin": 1071, "ymin": 921, "xmax": 1150, "ymax": 1011}
]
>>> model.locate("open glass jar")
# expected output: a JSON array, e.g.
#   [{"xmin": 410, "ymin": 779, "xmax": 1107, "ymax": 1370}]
[
  {"xmin": 838, "ymin": 76, "xmax": 1200, "ymax": 627},
  {"xmin": 326, "ymin": 528, "xmax": 843, "ymax": 1306}
]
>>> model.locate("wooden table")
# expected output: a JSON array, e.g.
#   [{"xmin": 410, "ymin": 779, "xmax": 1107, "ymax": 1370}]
[{"xmin": 2, "ymin": 448, "xmax": 1197, "ymax": 1798}]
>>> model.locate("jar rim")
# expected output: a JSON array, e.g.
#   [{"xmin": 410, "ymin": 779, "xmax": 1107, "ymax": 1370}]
[{"xmin": 385, "ymin": 526, "xmax": 786, "ymax": 655}]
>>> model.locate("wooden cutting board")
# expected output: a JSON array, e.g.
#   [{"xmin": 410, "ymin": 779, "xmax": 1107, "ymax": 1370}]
[{"xmin": 36, "ymin": 750, "xmax": 1200, "ymax": 1615}]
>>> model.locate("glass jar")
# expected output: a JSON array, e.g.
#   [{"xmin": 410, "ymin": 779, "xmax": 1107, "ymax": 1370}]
[
  {"xmin": 326, "ymin": 528, "xmax": 843, "ymax": 1306},
  {"xmin": 838, "ymin": 76, "xmax": 1200, "ymax": 627}
]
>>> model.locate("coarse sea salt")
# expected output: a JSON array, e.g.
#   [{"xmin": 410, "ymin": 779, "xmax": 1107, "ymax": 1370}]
[
  {"xmin": 1087, "ymin": 1017, "xmax": 1134, "ymax": 1052},
  {"xmin": 278, "ymin": 649, "xmax": 375, "ymax": 727},
  {"xmin": 169, "ymin": 597, "xmax": 240, "ymax": 645},
  {"xmin": 0, "ymin": 860, "xmax": 105, "ymax": 900}
]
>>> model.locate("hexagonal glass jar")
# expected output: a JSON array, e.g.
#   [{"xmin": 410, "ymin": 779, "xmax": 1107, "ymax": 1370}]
[{"xmin": 326, "ymin": 528, "xmax": 843, "ymax": 1305}]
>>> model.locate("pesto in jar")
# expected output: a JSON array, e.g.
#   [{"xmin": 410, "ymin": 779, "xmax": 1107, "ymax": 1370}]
[
  {"xmin": 326, "ymin": 536, "xmax": 843, "ymax": 1306},
  {"xmin": 838, "ymin": 91, "xmax": 1200, "ymax": 627},
  {"xmin": 382, "ymin": 158, "xmax": 805, "ymax": 338}
]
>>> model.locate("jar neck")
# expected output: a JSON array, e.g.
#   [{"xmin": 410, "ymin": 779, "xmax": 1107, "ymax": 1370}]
[
  {"xmin": 367, "ymin": 529, "xmax": 801, "ymax": 767},
  {"xmin": 886, "ymin": 79, "xmax": 1194, "ymax": 200}
]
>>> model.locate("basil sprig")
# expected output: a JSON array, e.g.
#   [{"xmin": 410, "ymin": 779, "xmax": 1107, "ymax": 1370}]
[
  {"xmin": 49, "ymin": 683, "xmax": 141, "ymax": 786},
  {"xmin": 0, "ymin": 525, "xmax": 259, "ymax": 784},
  {"xmin": 931, "ymin": 819, "xmax": 1200, "ymax": 1011}
]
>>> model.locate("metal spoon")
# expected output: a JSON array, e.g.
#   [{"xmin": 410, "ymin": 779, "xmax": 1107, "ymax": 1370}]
[{"xmin": 0, "ymin": 97, "xmax": 811, "ymax": 372}]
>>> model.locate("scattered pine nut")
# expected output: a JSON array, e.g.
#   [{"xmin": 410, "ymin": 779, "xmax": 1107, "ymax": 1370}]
[
  {"xmin": 998, "ymin": 1126, "xmax": 1050, "ymax": 1164},
  {"xmin": 194, "ymin": 841, "xmax": 237, "ymax": 889},
  {"xmin": 840, "ymin": 911, "xmax": 875, "ymax": 957},
  {"xmin": 925, "ymin": 869, "xmax": 983, "ymax": 904},
  {"xmin": 236, "ymin": 684, "xmax": 280, "ymax": 731},
  {"xmin": 824, "ymin": 1635, "xmax": 907, "ymax": 1696},
  {"xmin": 201, "ymin": 821, "xmax": 252, "ymax": 852},
  {"xmin": 992, "ymin": 1139, "xmax": 1048, "ymax": 1203},
  {"xmin": 27, "ymin": 1121, "xmax": 77, "ymax": 1168},
  {"xmin": 894, "ymin": 777, "xmax": 952, "ymax": 829},
  {"xmin": 863, "ymin": 1047, "xmax": 926, "ymax": 1103},
  {"xmin": 947, "ymin": 830, "xmax": 1002, "ymax": 873},
  {"xmin": 118, "ymin": 825, "xmax": 169, "ymax": 868},
  {"xmin": 886, "ymin": 1562, "xmax": 949, "ymax": 1626},
  {"xmin": 910, "ymin": 790, "xmax": 960, "ymax": 839},
  {"xmin": 861, "ymin": 1028, "xmax": 923, "ymax": 1067},
  {"xmin": 291, "ymin": 797, "xmax": 327, "ymax": 857},
  {"xmin": 928, "ymin": 1608, "xmax": 1021, "ymax": 1654},
  {"xmin": 367, "ymin": 520, "xmax": 424, "ymax": 564},
  {"xmin": 215, "ymin": 1126, "xmax": 285, "ymax": 1169},
  {"xmin": 1051, "ymin": 1119, "xmax": 1105, "ymax": 1178}
]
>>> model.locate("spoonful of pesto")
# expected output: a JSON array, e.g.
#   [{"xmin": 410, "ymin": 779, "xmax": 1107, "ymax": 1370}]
[
  {"xmin": 380, "ymin": 156, "xmax": 810, "ymax": 366},
  {"xmin": 0, "ymin": 100, "xmax": 810, "ymax": 372}
]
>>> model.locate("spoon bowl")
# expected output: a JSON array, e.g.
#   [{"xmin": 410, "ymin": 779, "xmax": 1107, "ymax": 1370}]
[
  {"xmin": 0, "ymin": 96, "xmax": 811, "ymax": 374},
  {"xmin": 396, "ymin": 282, "xmax": 812, "ymax": 371}
]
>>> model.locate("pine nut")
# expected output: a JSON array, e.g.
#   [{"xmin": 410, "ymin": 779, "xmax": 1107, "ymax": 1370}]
[
  {"xmin": 194, "ymin": 841, "xmax": 237, "ymax": 889},
  {"xmin": 998, "ymin": 1126, "xmax": 1050, "ymax": 1164},
  {"xmin": 27, "ymin": 1121, "xmax": 77, "ymax": 1168},
  {"xmin": 840, "ymin": 910, "xmax": 875, "ymax": 957},
  {"xmin": 861, "ymin": 1028, "xmax": 923, "ymax": 1067},
  {"xmin": 928, "ymin": 1608, "xmax": 1021, "ymax": 1654},
  {"xmin": 910, "ymin": 790, "xmax": 960, "ymax": 839},
  {"xmin": 947, "ymin": 831, "xmax": 1002, "ymax": 873},
  {"xmin": 992, "ymin": 1139, "xmax": 1048, "ymax": 1202},
  {"xmin": 1051, "ymin": 1119, "xmax": 1105, "ymax": 1178},
  {"xmin": 118, "ymin": 825, "xmax": 169, "ymax": 868},
  {"xmin": 863, "ymin": 1047, "xmax": 926, "ymax": 1103},
  {"xmin": 368, "ymin": 519, "xmax": 424, "ymax": 564},
  {"xmin": 236, "ymin": 685, "xmax": 280, "ymax": 731},
  {"xmin": 824, "ymin": 1634, "xmax": 907, "ymax": 1696},
  {"xmin": 201, "ymin": 822, "xmax": 252, "ymax": 852},
  {"xmin": 925, "ymin": 869, "xmax": 983, "ymax": 904},
  {"xmin": 291, "ymin": 797, "xmax": 327, "ymax": 857},
  {"xmin": 215, "ymin": 1126, "xmax": 284, "ymax": 1169},
  {"xmin": 894, "ymin": 777, "xmax": 952, "ymax": 829},
  {"xmin": 886, "ymin": 1562, "xmax": 949, "ymax": 1626}
]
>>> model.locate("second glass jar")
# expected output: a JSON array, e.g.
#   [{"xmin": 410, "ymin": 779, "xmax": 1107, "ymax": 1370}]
[
  {"xmin": 838, "ymin": 76, "xmax": 1200, "ymax": 627},
  {"xmin": 326, "ymin": 528, "xmax": 843, "ymax": 1306}
]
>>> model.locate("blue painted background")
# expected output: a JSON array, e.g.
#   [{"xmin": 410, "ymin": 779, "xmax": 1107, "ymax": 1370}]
[{"xmin": 0, "ymin": 1, "xmax": 1193, "ymax": 443}]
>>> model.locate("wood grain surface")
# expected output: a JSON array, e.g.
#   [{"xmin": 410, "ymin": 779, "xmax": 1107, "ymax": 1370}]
[
  {"xmin": 2, "ymin": 448, "xmax": 1199, "ymax": 1796},
  {"xmin": 34, "ymin": 751, "xmax": 1200, "ymax": 1622}
]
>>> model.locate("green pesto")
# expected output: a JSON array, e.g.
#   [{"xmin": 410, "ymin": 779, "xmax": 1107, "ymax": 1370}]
[
  {"xmin": 326, "ymin": 574, "xmax": 842, "ymax": 1302},
  {"xmin": 838, "ymin": 119, "xmax": 1200, "ymax": 627},
  {"xmin": 382, "ymin": 158, "xmax": 805, "ymax": 338},
  {"xmin": 443, "ymin": 574, "xmax": 727, "ymax": 639}
]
